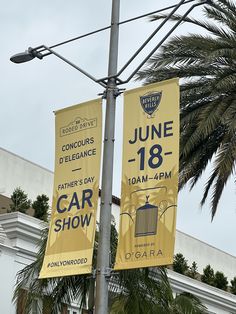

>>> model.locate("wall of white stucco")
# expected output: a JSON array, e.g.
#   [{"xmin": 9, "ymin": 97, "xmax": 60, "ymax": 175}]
[
  {"xmin": 175, "ymin": 230, "xmax": 236, "ymax": 281},
  {"xmin": 0, "ymin": 147, "xmax": 53, "ymax": 203},
  {"xmin": 0, "ymin": 245, "xmax": 18, "ymax": 314}
]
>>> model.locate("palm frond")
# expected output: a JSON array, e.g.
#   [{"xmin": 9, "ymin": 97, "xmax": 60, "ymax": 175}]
[
  {"xmin": 209, "ymin": 134, "xmax": 236, "ymax": 218},
  {"xmin": 149, "ymin": 11, "xmax": 233, "ymax": 39}
]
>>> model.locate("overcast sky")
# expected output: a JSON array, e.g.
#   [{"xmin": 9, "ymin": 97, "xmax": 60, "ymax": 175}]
[{"xmin": 1, "ymin": 0, "xmax": 235, "ymax": 257}]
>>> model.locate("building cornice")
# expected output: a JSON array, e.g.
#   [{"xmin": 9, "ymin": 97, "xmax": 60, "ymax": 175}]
[
  {"xmin": 167, "ymin": 269, "xmax": 236, "ymax": 312},
  {"xmin": 0, "ymin": 212, "xmax": 45, "ymax": 244},
  {"xmin": 0, "ymin": 242, "xmax": 19, "ymax": 254}
]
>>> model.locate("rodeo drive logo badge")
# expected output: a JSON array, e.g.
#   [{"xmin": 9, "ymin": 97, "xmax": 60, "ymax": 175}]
[{"xmin": 140, "ymin": 91, "xmax": 162, "ymax": 117}]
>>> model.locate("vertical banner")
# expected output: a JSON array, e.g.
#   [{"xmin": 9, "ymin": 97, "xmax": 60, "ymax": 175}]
[
  {"xmin": 115, "ymin": 78, "xmax": 179, "ymax": 270},
  {"xmin": 39, "ymin": 99, "xmax": 102, "ymax": 278}
]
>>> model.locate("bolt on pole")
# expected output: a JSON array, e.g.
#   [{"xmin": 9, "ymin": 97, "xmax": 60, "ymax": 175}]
[{"xmin": 95, "ymin": 0, "xmax": 120, "ymax": 313}]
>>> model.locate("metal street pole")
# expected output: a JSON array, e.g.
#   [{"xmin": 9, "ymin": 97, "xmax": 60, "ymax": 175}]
[{"xmin": 95, "ymin": 0, "xmax": 120, "ymax": 313}]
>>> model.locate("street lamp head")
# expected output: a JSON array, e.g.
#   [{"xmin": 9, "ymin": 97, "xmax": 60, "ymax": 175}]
[
  {"xmin": 10, "ymin": 50, "xmax": 35, "ymax": 64},
  {"xmin": 10, "ymin": 47, "xmax": 43, "ymax": 64}
]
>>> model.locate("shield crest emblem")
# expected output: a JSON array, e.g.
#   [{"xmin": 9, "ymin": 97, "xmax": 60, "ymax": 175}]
[{"xmin": 140, "ymin": 91, "xmax": 162, "ymax": 116}]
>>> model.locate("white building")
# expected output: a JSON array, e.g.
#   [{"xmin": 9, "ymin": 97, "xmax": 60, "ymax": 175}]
[
  {"xmin": 0, "ymin": 146, "xmax": 236, "ymax": 313},
  {"xmin": 0, "ymin": 147, "xmax": 53, "ymax": 206}
]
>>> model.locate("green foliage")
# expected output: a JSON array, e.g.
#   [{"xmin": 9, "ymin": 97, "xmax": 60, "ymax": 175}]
[
  {"xmin": 173, "ymin": 253, "xmax": 189, "ymax": 275},
  {"xmin": 201, "ymin": 265, "xmax": 215, "ymax": 286},
  {"xmin": 202, "ymin": 266, "xmax": 228, "ymax": 291},
  {"xmin": 110, "ymin": 268, "xmax": 161, "ymax": 314},
  {"xmin": 214, "ymin": 271, "xmax": 228, "ymax": 291},
  {"xmin": 110, "ymin": 268, "xmax": 208, "ymax": 314},
  {"xmin": 230, "ymin": 277, "xmax": 236, "ymax": 295},
  {"xmin": 32, "ymin": 194, "xmax": 49, "ymax": 222},
  {"xmin": 137, "ymin": 0, "xmax": 236, "ymax": 218},
  {"xmin": 10, "ymin": 187, "xmax": 31, "ymax": 213},
  {"xmin": 110, "ymin": 221, "xmax": 118, "ymax": 266},
  {"xmin": 168, "ymin": 292, "xmax": 208, "ymax": 314},
  {"xmin": 187, "ymin": 261, "xmax": 198, "ymax": 279}
]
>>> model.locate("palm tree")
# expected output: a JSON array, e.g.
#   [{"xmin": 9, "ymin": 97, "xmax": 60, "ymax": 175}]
[
  {"xmin": 137, "ymin": 0, "xmax": 236, "ymax": 219},
  {"xmin": 110, "ymin": 268, "xmax": 208, "ymax": 314},
  {"xmin": 13, "ymin": 225, "xmax": 207, "ymax": 314}
]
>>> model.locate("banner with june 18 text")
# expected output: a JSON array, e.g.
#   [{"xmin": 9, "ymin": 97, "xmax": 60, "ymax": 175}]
[{"xmin": 115, "ymin": 78, "xmax": 179, "ymax": 270}]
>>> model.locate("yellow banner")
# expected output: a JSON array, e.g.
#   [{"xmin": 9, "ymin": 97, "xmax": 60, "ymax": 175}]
[
  {"xmin": 115, "ymin": 78, "xmax": 179, "ymax": 270},
  {"xmin": 39, "ymin": 99, "xmax": 102, "ymax": 278}
]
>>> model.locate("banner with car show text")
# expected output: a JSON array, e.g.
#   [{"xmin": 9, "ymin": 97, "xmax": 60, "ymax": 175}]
[
  {"xmin": 39, "ymin": 99, "xmax": 102, "ymax": 278},
  {"xmin": 114, "ymin": 78, "xmax": 179, "ymax": 270}
]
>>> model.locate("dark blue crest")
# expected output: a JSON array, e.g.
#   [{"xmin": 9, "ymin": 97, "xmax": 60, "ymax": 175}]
[{"xmin": 140, "ymin": 91, "xmax": 162, "ymax": 116}]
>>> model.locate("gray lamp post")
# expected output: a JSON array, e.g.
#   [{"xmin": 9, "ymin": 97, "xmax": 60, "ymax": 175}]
[
  {"xmin": 95, "ymin": 1, "xmax": 120, "ymax": 312},
  {"xmin": 10, "ymin": 1, "xmax": 208, "ymax": 313}
]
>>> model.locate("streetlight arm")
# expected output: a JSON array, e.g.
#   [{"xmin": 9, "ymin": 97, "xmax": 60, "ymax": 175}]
[
  {"xmin": 11, "ymin": 0, "xmax": 197, "ymax": 59},
  {"xmin": 97, "ymin": 0, "xmax": 208, "ymax": 85},
  {"xmin": 119, "ymin": 0, "xmax": 208, "ymax": 85},
  {"xmin": 10, "ymin": 45, "xmax": 106, "ymax": 88},
  {"xmin": 9, "ymin": 0, "xmax": 207, "ymax": 88},
  {"xmin": 115, "ymin": 0, "xmax": 186, "ymax": 79},
  {"xmin": 38, "ymin": 45, "xmax": 107, "ymax": 88}
]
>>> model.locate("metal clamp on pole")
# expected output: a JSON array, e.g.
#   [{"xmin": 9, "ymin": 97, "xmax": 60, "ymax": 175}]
[
  {"xmin": 96, "ymin": 267, "xmax": 112, "ymax": 279},
  {"xmin": 28, "ymin": 47, "xmax": 43, "ymax": 60}
]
